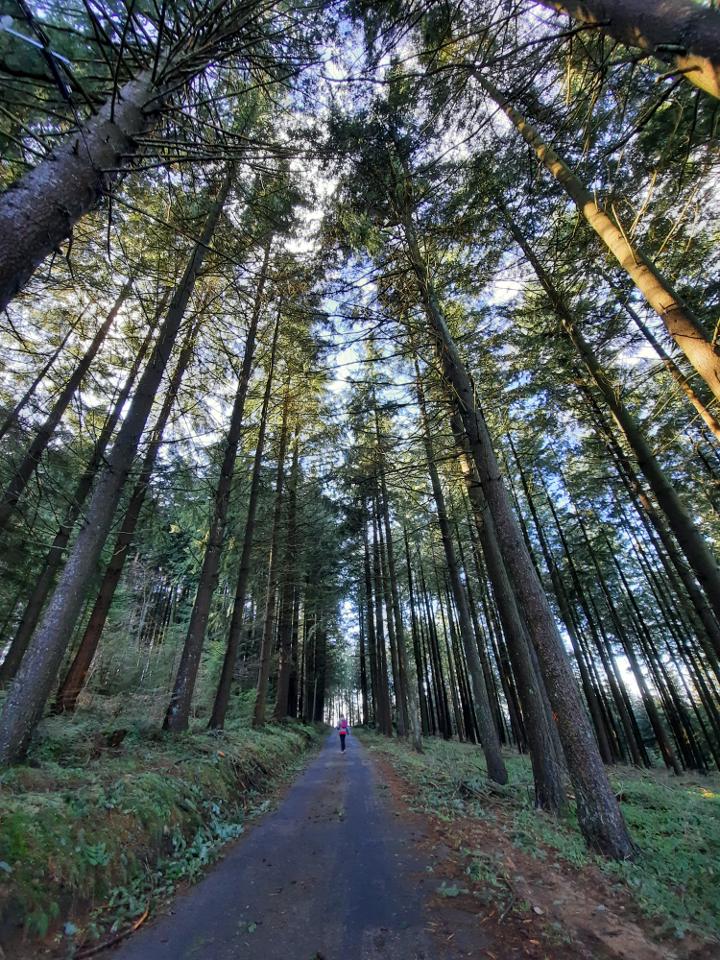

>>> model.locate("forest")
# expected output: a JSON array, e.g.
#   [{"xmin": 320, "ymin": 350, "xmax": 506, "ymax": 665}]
[{"xmin": 0, "ymin": 0, "xmax": 719, "ymax": 957}]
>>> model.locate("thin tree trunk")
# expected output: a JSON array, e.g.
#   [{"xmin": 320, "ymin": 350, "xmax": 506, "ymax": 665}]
[
  {"xmin": 375, "ymin": 491, "xmax": 406, "ymax": 736},
  {"xmin": 0, "ymin": 282, "xmax": 130, "ymax": 533},
  {"xmin": 502, "ymin": 208, "xmax": 720, "ymax": 637},
  {"xmin": 399, "ymin": 201, "xmax": 633, "ymax": 857},
  {"xmin": 0, "ymin": 319, "xmax": 79, "ymax": 443},
  {"xmin": 372, "ymin": 510, "xmax": 394, "ymax": 736},
  {"xmin": 378, "ymin": 468, "xmax": 423, "ymax": 751},
  {"xmin": 273, "ymin": 428, "xmax": 300, "ymax": 720},
  {"xmin": 209, "ymin": 313, "xmax": 280, "ymax": 730},
  {"xmin": 418, "ymin": 554, "xmax": 452, "ymax": 738},
  {"xmin": 362, "ymin": 525, "xmax": 380, "ymax": 727},
  {"xmin": 164, "ymin": 241, "xmax": 271, "ymax": 732},
  {"xmin": 358, "ymin": 583, "xmax": 370, "ymax": 725},
  {"xmin": 453, "ymin": 419, "xmax": 566, "ymax": 807},
  {"xmin": 437, "ymin": 582, "xmax": 465, "ymax": 740},
  {"xmin": 482, "ymin": 93, "xmax": 720, "ymax": 403},
  {"xmin": 0, "ymin": 170, "xmax": 232, "ymax": 763},
  {"xmin": 583, "ymin": 386, "xmax": 720, "ymax": 667},
  {"xmin": 0, "ymin": 320, "xmax": 155, "ymax": 685},
  {"xmin": 417, "ymin": 373, "xmax": 507, "ymax": 780},
  {"xmin": 53, "ymin": 319, "xmax": 197, "ymax": 713},
  {"xmin": 287, "ymin": 586, "xmax": 302, "ymax": 718},
  {"xmin": 444, "ymin": 580, "xmax": 478, "ymax": 743},
  {"xmin": 252, "ymin": 384, "xmax": 290, "ymax": 728},
  {"xmin": 404, "ymin": 526, "xmax": 430, "ymax": 736}
]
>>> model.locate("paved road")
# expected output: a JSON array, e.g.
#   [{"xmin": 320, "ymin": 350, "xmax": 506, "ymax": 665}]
[{"xmin": 114, "ymin": 733, "xmax": 453, "ymax": 960}]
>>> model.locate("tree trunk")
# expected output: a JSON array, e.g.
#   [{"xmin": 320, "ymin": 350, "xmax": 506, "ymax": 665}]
[
  {"xmin": 0, "ymin": 282, "xmax": 130, "ymax": 533},
  {"xmin": 501, "ymin": 208, "xmax": 720, "ymax": 636},
  {"xmin": 418, "ymin": 555, "xmax": 452, "ymax": 738},
  {"xmin": 252, "ymin": 384, "xmax": 290, "ymax": 728},
  {"xmin": 362, "ymin": 526, "xmax": 380, "ymax": 726},
  {"xmin": 480, "ymin": 87, "xmax": 720, "ymax": 403},
  {"xmin": 0, "ymin": 320, "xmax": 155, "ymax": 686},
  {"xmin": 0, "ymin": 319, "xmax": 78, "ymax": 443},
  {"xmin": 399, "ymin": 202, "xmax": 633, "ymax": 857},
  {"xmin": 358, "ymin": 583, "xmax": 370, "ymax": 725},
  {"xmin": 209, "ymin": 313, "xmax": 280, "ymax": 730},
  {"xmin": 535, "ymin": 0, "xmax": 720, "ymax": 99},
  {"xmin": 0, "ymin": 170, "xmax": 232, "ymax": 763},
  {"xmin": 377, "ymin": 457, "xmax": 423, "ymax": 751},
  {"xmin": 53, "ymin": 318, "xmax": 197, "ymax": 713},
  {"xmin": 452, "ymin": 418, "xmax": 566, "ymax": 808},
  {"xmin": 375, "ymin": 491, "xmax": 407, "ymax": 736},
  {"xmin": 417, "ymin": 373, "xmax": 507, "ymax": 780},
  {"xmin": 372, "ymin": 511, "xmax": 394, "ymax": 735},
  {"xmin": 164, "ymin": 241, "xmax": 271, "ymax": 732},
  {"xmin": 601, "ymin": 272, "xmax": 720, "ymax": 444},
  {"xmin": 587, "ymin": 390, "xmax": 720, "ymax": 670},
  {"xmin": 273, "ymin": 429, "xmax": 300, "ymax": 720},
  {"xmin": 0, "ymin": 75, "xmax": 163, "ymax": 311},
  {"xmin": 403, "ymin": 526, "xmax": 430, "ymax": 736}
]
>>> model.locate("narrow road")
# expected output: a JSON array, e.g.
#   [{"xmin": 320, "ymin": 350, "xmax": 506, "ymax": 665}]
[{"xmin": 113, "ymin": 733, "xmax": 460, "ymax": 960}]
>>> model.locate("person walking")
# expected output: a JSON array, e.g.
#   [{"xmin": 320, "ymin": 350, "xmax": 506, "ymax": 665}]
[{"xmin": 338, "ymin": 715, "xmax": 350, "ymax": 752}]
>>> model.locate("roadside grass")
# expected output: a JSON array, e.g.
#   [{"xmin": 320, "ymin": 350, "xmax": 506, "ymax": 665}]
[
  {"xmin": 358, "ymin": 731, "xmax": 720, "ymax": 944},
  {"xmin": 0, "ymin": 704, "xmax": 323, "ymax": 953}
]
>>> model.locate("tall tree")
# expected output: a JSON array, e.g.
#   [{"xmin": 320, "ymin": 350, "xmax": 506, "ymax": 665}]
[
  {"xmin": 163, "ymin": 239, "xmax": 271, "ymax": 731},
  {"xmin": 0, "ymin": 169, "xmax": 232, "ymax": 763},
  {"xmin": 0, "ymin": 282, "xmax": 130, "ymax": 533},
  {"xmin": 0, "ymin": 2, "xmax": 317, "ymax": 309},
  {"xmin": 474, "ymin": 75, "xmax": 720, "ymax": 404}
]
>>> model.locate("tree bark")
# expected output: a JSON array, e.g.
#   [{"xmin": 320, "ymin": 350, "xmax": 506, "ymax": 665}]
[
  {"xmin": 164, "ymin": 240, "xmax": 271, "ymax": 732},
  {"xmin": 480, "ymin": 85, "xmax": 720, "ymax": 403},
  {"xmin": 53, "ymin": 318, "xmax": 197, "ymax": 713},
  {"xmin": 535, "ymin": 0, "xmax": 720, "ymax": 99},
  {"xmin": 0, "ymin": 282, "xmax": 130, "ymax": 533},
  {"xmin": 601, "ymin": 273, "xmax": 720, "ymax": 444},
  {"xmin": 0, "ymin": 320, "xmax": 155, "ymax": 686},
  {"xmin": 399, "ymin": 202, "xmax": 633, "ymax": 857},
  {"xmin": 0, "ymin": 170, "xmax": 231, "ymax": 763},
  {"xmin": 0, "ymin": 75, "xmax": 162, "ymax": 311},
  {"xmin": 209, "ymin": 313, "xmax": 280, "ymax": 730}
]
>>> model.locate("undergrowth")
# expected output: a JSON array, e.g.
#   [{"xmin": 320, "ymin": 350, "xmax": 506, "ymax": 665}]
[
  {"xmin": 358, "ymin": 731, "xmax": 720, "ymax": 944},
  {"xmin": 0, "ymin": 705, "xmax": 322, "ymax": 954}
]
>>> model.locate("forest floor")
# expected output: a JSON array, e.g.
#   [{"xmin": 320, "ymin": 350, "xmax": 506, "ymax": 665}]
[{"xmin": 359, "ymin": 731, "xmax": 720, "ymax": 960}]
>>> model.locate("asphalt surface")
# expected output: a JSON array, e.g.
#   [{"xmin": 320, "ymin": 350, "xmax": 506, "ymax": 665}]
[{"xmin": 113, "ymin": 733, "xmax": 451, "ymax": 960}]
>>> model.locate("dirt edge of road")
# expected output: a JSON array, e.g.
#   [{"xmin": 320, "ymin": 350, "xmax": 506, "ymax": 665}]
[{"xmin": 366, "ymin": 747, "xmax": 715, "ymax": 960}]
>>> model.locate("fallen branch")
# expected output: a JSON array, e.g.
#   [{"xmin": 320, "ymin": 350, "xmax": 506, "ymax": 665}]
[{"xmin": 75, "ymin": 907, "xmax": 150, "ymax": 958}]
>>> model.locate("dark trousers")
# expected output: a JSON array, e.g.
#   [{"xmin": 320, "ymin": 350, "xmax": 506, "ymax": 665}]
[{"xmin": 339, "ymin": 733, "xmax": 347, "ymax": 751}]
